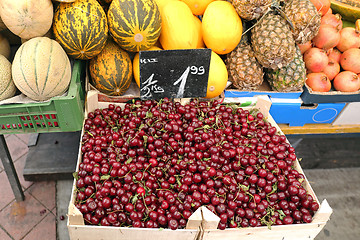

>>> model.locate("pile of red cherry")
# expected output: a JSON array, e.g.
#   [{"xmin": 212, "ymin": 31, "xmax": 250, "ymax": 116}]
[{"xmin": 75, "ymin": 98, "xmax": 319, "ymax": 230}]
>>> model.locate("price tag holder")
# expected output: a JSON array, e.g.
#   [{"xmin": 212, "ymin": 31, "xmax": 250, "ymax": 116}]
[{"xmin": 139, "ymin": 49, "xmax": 211, "ymax": 100}]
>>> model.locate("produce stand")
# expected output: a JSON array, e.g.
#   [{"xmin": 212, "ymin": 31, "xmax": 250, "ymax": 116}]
[{"xmin": 1, "ymin": 0, "xmax": 360, "ymax": 239}]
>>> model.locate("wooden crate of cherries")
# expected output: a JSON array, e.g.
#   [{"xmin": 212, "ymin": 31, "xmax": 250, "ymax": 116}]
[{"xmin": 68, "ymin": 95, "xmax": 331, "ymax": 239}]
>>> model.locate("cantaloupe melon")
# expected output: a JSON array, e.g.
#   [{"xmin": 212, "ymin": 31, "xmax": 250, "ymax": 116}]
[
  {"xmin": 0, "ymin": 0, "xmax": 53, "ymax": 39},
  {"xmin": 11, "ymin": 37, "xmax": 72, "ymax": 101},
  {"xmin": 0, "ymin": 55, "xmax": 16, "ymax": 101}
]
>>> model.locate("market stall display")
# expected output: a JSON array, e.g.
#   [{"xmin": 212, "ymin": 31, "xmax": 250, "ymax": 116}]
[{"xmin": 0, "ymin": 0, "xmax": 359, "ymax": 238}]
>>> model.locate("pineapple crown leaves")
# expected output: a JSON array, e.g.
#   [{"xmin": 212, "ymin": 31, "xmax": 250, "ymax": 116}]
[
  {"xmin": 242, "ymin": 0, "xmax": 295, "ymax": 37},
  {"xmin": 270, "ymin": 0, "xmax": 295, "ymax": 31}
]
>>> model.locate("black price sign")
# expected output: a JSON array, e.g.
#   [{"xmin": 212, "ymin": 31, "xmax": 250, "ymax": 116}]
[{"xmin": 139, "ymin": 49, "xmax": 211, "ymax": 99}]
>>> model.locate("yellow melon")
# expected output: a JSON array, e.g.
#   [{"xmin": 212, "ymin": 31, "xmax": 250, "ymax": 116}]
[
  {"xmin": 159, "ymin": 1, "xmax": 198, "ymax": 50},
  {"xmin": 193, "ymin": 15, "xmax": 205, "ymax": 48},
  {"xmin": 154, "ymin": 0, "xmax": 178, "ymax": 16},
  {"xmin": 202, "ymin": 1, "xmax": 242, "ymax": 55},
  {"xmin": 205, "ymin": 51, "xmax": 228, "ymax": 99},
  {"xmin": 181, "ymin": 0, "xmax": 215, "ymax": 15}
]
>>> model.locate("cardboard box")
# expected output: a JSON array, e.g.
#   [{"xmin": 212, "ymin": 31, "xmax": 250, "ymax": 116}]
[
  {"xmin": 332, "ymin": 102, "xmax": 360, "ymax": 125},
  {"xmin": 301, "ymin": 83, "xmax": 360, "ymax": 104},
  {"xmin": 68, "ymin": 93, "xmax": 332, "ymax": 240},
  {"xmin": 224, "ymin": 81, "xmax": 302, "ymax": 99},
  {"xmin": 269, "ymin": 98, "xmax": 346, "ymax": 127}
]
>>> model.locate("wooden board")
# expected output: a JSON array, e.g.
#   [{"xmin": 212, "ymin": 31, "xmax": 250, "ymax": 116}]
[
  {"xmin": 201, "ymin": 200, "xmax": 331, "ymax": 240},
  {"xmin": 68, "ymin": 224, "xmax": 200, "ymax": 240},
  {"xmin": 279, "ymin": 123, "xmax": 360, "ymax": 135}
]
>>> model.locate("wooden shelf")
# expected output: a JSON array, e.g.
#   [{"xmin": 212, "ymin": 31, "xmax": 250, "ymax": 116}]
[{"xmin": 278, "ymin": 124, "xmax": 360, "ymax": 135}]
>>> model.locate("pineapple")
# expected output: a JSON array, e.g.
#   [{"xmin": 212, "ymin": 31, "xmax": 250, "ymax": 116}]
[
  {"xmin": 251, "ymin": 11, "xmax": 296, "ymax": 69},
  {"xmin": 231, "ymin": 0, "xmax": 272, "ymax": 21},
  {"xmin": 226, "ymin": 41, "xmax": 264, "ymax": 90},
  {"xmin": 265, "ymin": 45, "xmax": 306, "ymax": 91},
  {"xmin": 284, "ymin": 0, "xmax": 321, "ymax": 44}
]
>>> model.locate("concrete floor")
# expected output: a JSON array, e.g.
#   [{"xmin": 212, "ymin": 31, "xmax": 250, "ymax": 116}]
[{"xmin": 303, "ymin": 168, "xmax": 360, "ymax": 240}]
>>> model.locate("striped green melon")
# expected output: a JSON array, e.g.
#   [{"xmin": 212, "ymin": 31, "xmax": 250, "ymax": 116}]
[
  {"xmin": 108, "ymin": 0, "xmax": 162, "ymax": 52},
  {"xmin": 53, "ymin": 0, "xmax": 108, "ymax": 60},
  {"xmin": 0, "ymin": 55, "xmax": 16, "ymax": 101},
  {"xmin": 89, "ymin": 40, "xmax": 132, "ymax": 96},
  {"xmin": 11, "ymin": 37, "xmax": 72, "ymax": 101}
]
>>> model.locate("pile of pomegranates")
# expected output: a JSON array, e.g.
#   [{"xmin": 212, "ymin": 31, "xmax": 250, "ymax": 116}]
[
  {"xmin": 75, "ymin": 98, "xmax": 319, "ymax": 230},
  {"xmin": 300, "ymin": 8, "xmax": 360, "ymax": 93}
]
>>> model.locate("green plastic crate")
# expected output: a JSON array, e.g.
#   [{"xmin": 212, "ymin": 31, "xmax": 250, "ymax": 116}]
[{"xmin": 0, "ymin": 60, "xmax": 86, "ymax": 134}]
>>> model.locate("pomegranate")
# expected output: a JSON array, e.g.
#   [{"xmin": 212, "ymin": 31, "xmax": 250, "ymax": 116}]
[
  {"xmin": 312, "ymin": 24, "xmax": 341, "ymax": 50},
  {"xmin": 309, "ymin": 0, "xmax": 331, "ymax": 16},
  {"xmin": 336, "ymin": 27, "xmax": 360, "ymax": 52},
  {"xmin": 297, "ymin": 41, "xmax": 312, "ymax": 54},
  {"xmin": 320, "ymin": 13, "xmax": 342, "ymax": 31},
  {"xmin": 327, "ymin": 48, "xmax": 341, "ymax": 63},
  {"xmin": 333, "ymin": 71, "xmax": 360, "ymax": 92},
  {"xmin": 303, "ymin": 47, "xmax": 328, "ymax": 73},
  {"xmin": 306, "ymin": 72, "xmax": 331, "ymax": 92},
  {"xmin": 340, "ymin": 48, "xmax": 360, "ymax": 74},
  {"xmin": 324, "ymin": 7, "xmax": 332, "ymax": 15},
  {"xmin": 323, "ymin": 59, "xmax": 340, "ymax": 81}
]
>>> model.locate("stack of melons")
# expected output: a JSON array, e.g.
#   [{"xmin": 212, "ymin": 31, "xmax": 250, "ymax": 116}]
[
  {"xmin": 154, "ymin": 0, "xmax": 244, "ymax": 98},
  {"xmin": 0, "ymin": 0, "xmax": 243, "ymax": 99},
  {"xmin": 0, "ymin": 0, "xmax": 72, "ymax": 101},
  {"xmin": 51, "ymin": 0, "xmax": 238, "ymax": 98}
]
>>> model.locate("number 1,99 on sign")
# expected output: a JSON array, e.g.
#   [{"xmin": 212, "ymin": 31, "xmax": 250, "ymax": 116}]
[
  {"xmin": 174, "ymin": 66, "xmax": 205, "ymax": 98},
  {"xmin": 139, "ymin": 49, "xmax": 211, "ymax": 99}
]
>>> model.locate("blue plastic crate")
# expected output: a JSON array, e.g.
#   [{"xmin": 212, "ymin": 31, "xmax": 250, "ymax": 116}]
[{"xmin": 269, "ymin": 98, "xmax": 346, "ymax": 127}]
